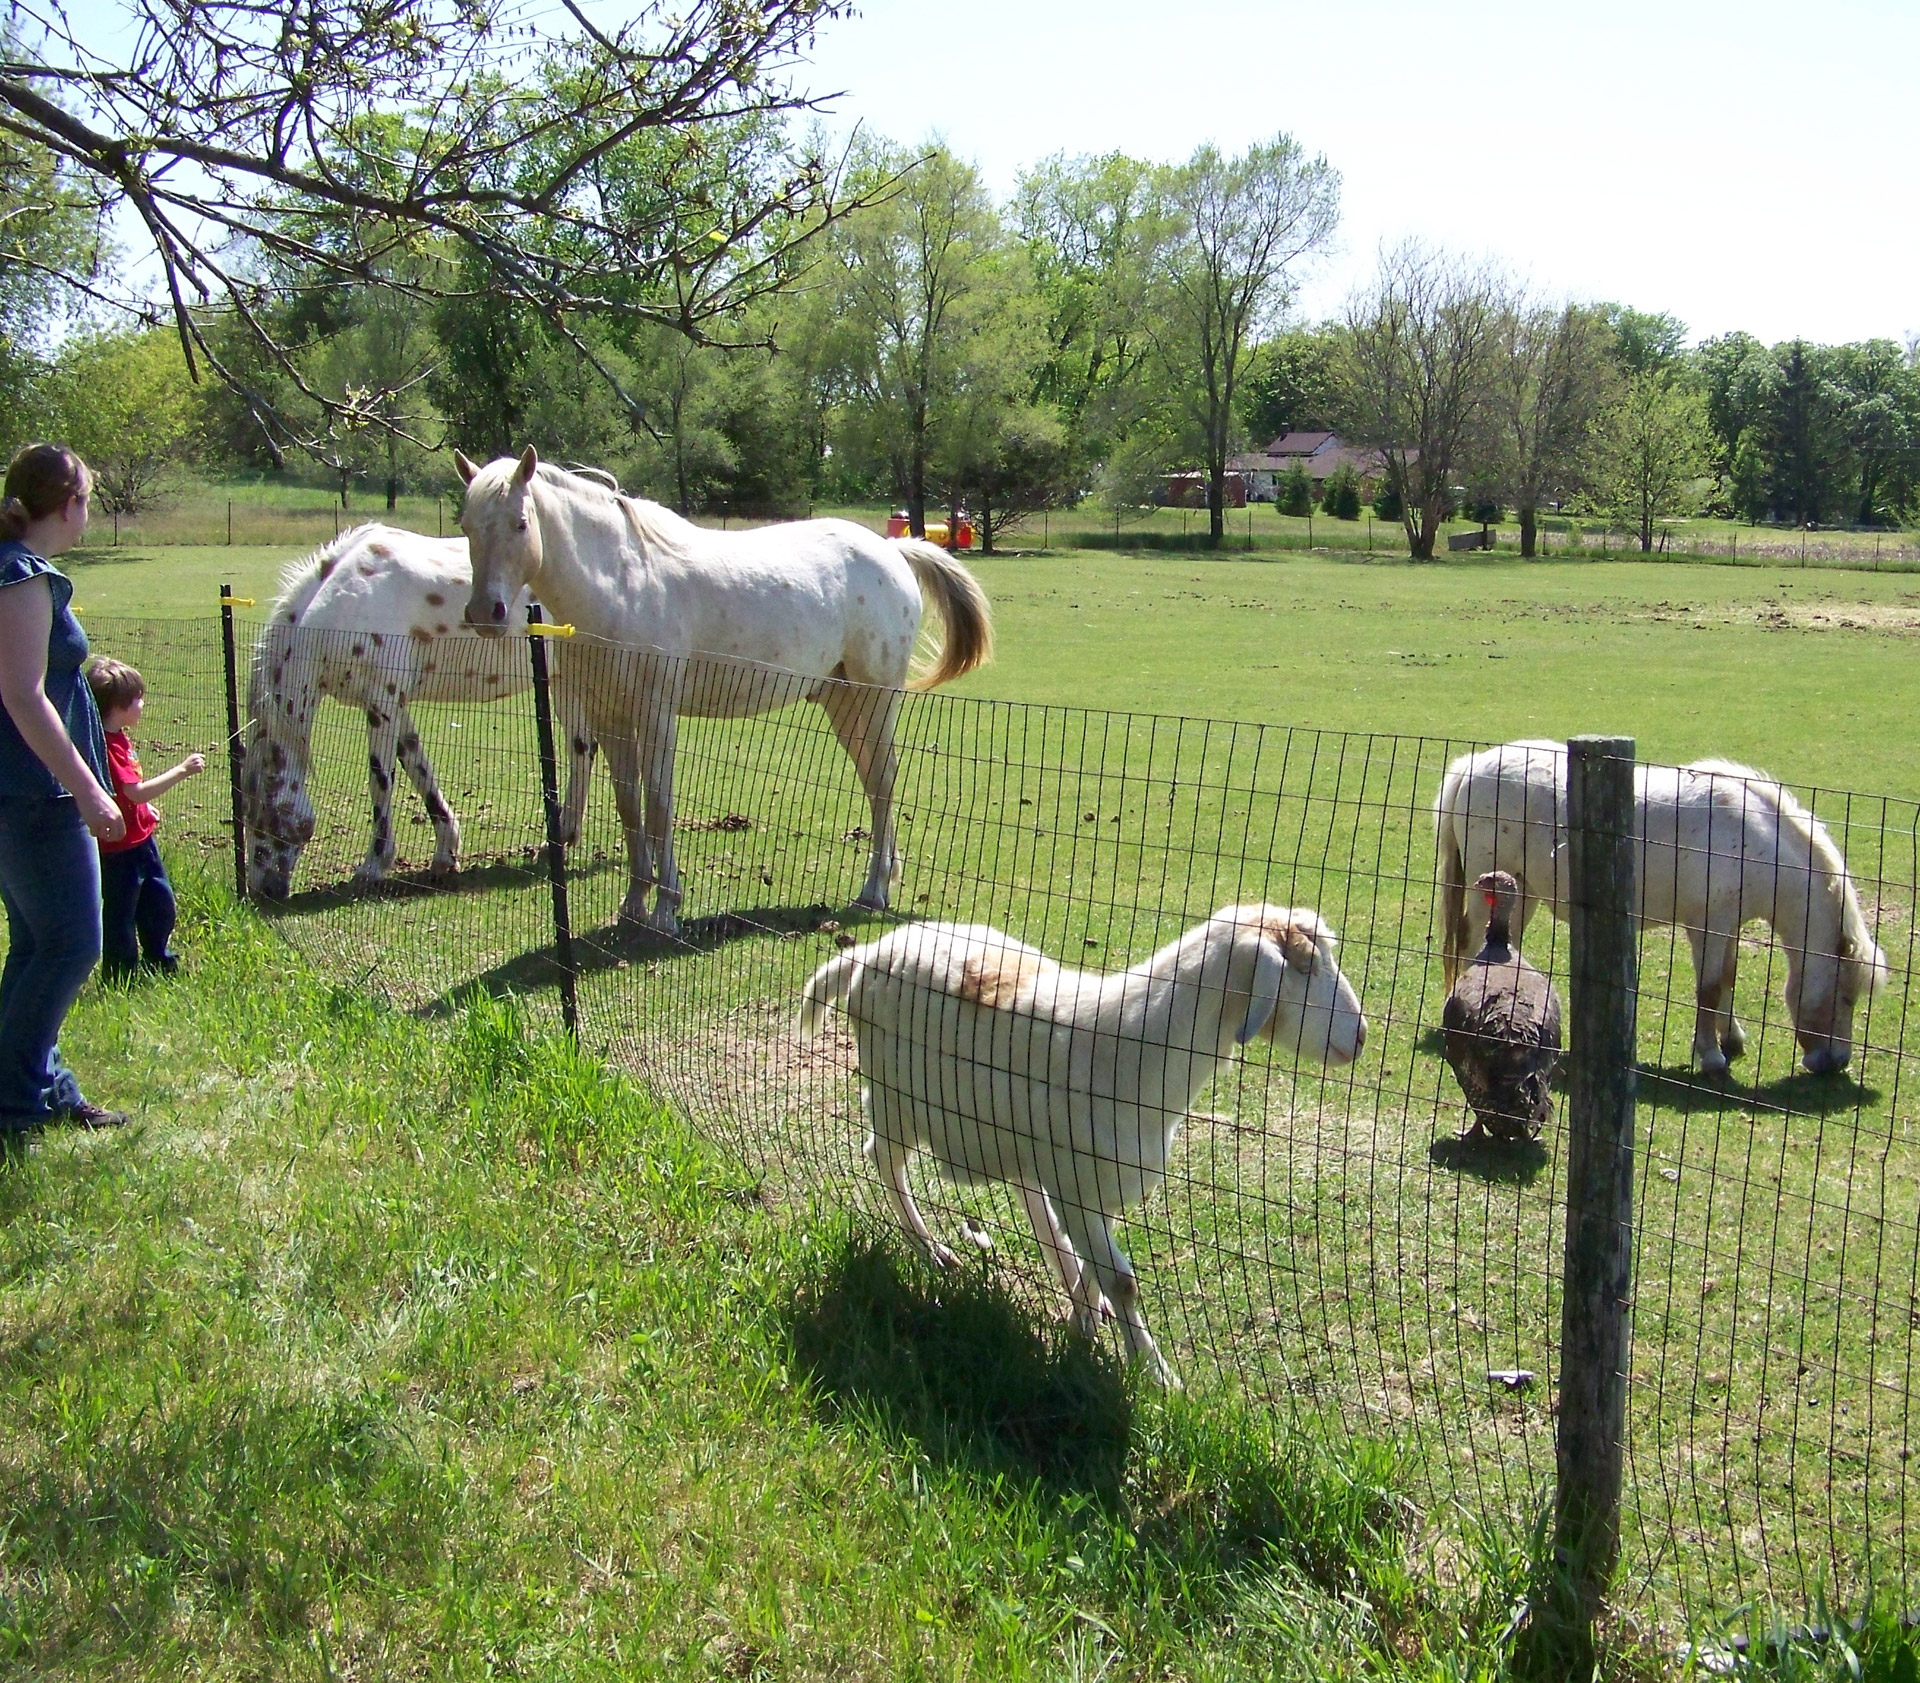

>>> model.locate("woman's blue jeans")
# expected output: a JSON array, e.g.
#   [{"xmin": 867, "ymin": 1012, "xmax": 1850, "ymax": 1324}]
[{"xmin": 0, "ymin": 796, "xmax": 100, "ymax": 1130}]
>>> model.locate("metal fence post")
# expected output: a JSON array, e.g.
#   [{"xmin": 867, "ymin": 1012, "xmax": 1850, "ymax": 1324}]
[
  {"xmin": 219, "ymin": 585, "xmax": 247, "ymax": 903},
  {"xmin": 526, "ymin": 604, "xmax": 580, "ymax": 1038},
  {"xmin": 1553, "ymin": 734, "xmax": 1639, "ymax": 1656}
]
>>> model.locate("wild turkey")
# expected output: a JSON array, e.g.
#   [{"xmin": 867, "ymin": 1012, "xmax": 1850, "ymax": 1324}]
[{"xmin": 1442, "ymin": 870, "xmax": 1561, "ymax": 1143}]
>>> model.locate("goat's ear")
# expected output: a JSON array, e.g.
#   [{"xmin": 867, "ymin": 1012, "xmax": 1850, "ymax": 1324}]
[
  {"xmin": 453, "ymin": 448, "xmax": 478, "ymax": 485},
  {"xmin": 1236, "ymin": 937, "xmax": 1288, "ymax": 1044}
]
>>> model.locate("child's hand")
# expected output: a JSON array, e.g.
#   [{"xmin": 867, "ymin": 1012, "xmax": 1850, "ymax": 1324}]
[{"xmin": 183, "ymin": 753, "xmax": 207, "ymax": 777}]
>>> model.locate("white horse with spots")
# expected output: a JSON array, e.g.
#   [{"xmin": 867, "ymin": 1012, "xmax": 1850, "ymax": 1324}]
[
  {"xmin": 241, "ymin": 523, "xmax": 592, "ymax": 899},
  {"xmin": 453, "ymin": 447, "xmax": 993, "ymax": 933},
  {"xmin": 1435, "ymin": 740, "xmax": 1889, "ymax": 1075}
]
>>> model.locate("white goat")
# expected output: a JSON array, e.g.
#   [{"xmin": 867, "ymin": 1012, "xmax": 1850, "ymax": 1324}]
[{"xmin": 800, "ymin": 904, "xmax": 1368, "ymax": 1389}]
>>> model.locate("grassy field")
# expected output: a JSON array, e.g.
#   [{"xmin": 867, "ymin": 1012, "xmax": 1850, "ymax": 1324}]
[{"xmin": 42, "ymin": 540, "xmax": 1920, "ymax": 1648}]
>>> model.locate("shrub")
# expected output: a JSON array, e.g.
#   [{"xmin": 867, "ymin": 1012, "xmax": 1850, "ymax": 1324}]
[
  {"xmin": 1278, "ymin": 462, "xmax": 1313, "ymax": 517},
  {"xmin": 1323, "ymin": 464, "xmax": 1362, "ymax": 520},
  {"xmin": 1371, "ymin": 481, "xmax": 1403, "ymax": 522}
]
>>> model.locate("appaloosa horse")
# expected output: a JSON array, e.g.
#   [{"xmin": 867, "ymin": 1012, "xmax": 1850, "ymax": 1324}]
[{"xmin": 241, "ymin": 523, "xmax": 592, "ymax": 898}]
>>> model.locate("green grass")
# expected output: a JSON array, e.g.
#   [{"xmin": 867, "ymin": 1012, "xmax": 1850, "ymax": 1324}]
[
  {"xmin": 46, "ymin": 543, "xmax": 1920, "ymax": 1642},
  {"xmin": 3, "ymin": 871, "xmax": 1588, "ymax": 1680}
]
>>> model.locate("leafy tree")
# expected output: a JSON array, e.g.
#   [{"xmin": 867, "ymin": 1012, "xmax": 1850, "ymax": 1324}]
[
  {"xmin": 1277, "ymin": 461, "xmax": 1313, "ymax": 516},
  {"xmin": 1, "ymin": 0, "xmax": 871, "ymax": 458},
  {"xmin": 1371, "ymin": 480, "xmax": 1403, "ymax": 522},
  {"xmin": 1490, "ymin": 299, "xmax": 1613, "ymax": 555},
  {"xmin": 1240, "ymin": 327, "xmax": 1344, "ymax": 442},
  {"xmin": 1144, "ymin": 136, "xmax": 1340, "ymax": 544},
  {"xmin": 1828, "ymin": 339, "xmax": 1918, "ymax": 525},
  {"xmin": 1594, "ymin": 370, "xmax": 1713, "ymax": 552},
  {"xmin": 832, "ymin": 142, "xmax": 1019, "ymax": 538},
  {"xmin": 40, "ymin": 331, "xmax": 198, "ymax": 524},
  {"xmin": 1601, "ymin": 305, "xmax": 1688, "ymax": 376},
  {"xmin": 1765, "ymin": 340, "xmax": 1848, "ymax": 526},
  {"xmin": 1014, "ymin": 152, "xmax": 1160, "ymax": 482},
  {"xmin": 1341, "ymin": 244, "xmax": 1502, "ymax": 558}
]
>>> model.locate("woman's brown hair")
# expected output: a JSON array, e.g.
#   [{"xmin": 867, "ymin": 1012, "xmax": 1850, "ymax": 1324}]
[{"xmin": 0, "ymin": 443, "xmax": 91, "ymax": 542}]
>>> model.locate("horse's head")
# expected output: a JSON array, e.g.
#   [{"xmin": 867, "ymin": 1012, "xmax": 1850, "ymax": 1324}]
[
  {"xmin": 1783, "ymin": 876, "xmax": 1889, "ymax": 1076},
  {"xmin": 454, "ymin": 446, "xmax": 542, "ymax": 638},
  {"xmin": 238, "ymin": 729, "xmax": 315, "ymax": 901}
]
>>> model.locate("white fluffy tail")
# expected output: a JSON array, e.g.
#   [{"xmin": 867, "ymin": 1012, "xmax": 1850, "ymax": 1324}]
[{"xmin": 800, "ymin": 950, "xmax": 863, "ymax": 1039}]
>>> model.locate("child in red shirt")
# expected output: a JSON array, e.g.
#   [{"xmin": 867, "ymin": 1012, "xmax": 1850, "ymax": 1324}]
[{"xmin": 84, "ymin": 658, "xmax": 206, "ymax": 978}]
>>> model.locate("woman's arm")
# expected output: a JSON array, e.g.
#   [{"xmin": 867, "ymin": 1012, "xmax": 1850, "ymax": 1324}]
[
  {"xmin": 122, "ymin": 753, "xmax": 207, "ymax": 803},
  {"xmin": 0, "ymin": 578, "xmax": 125, "ymax": 841}
]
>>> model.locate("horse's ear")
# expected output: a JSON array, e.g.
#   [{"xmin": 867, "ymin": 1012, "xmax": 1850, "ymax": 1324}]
[
  {"xmin": 514, "ymin": 446, "xmax": 538, "ymax": 485},
  {"xmin": 453, "ymin": 449, "xmax": 478, "ymax": 485}
]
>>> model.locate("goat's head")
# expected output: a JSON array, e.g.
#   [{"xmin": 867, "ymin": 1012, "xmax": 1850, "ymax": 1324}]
[{"xmin": 1228, "ymin": 906, "xmax": 1367, "ymax": 1066}]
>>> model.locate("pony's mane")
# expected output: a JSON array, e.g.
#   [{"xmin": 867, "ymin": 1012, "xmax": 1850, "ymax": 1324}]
[
  {"xmin": 1687, "ymin": 758, "xmax": 1886, "ymax": 987},
  {"xmin": 269, "ymin": 528, "xmax": 365, "ymax": 624},
  {"xmin": 531, "ymin": 461, "xmax": 700, "ymax": 560}
]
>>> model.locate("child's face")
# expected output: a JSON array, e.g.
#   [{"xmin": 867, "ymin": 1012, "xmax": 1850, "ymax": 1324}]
[{"xmin": 104, "ymin": 694, "xmax": 143, "ymax": 733}]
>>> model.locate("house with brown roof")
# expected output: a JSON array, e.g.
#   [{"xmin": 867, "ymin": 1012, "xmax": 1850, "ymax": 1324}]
[{"xmin": 1227, "ymin": 431, "xmax": 1407, "ymax": 501}]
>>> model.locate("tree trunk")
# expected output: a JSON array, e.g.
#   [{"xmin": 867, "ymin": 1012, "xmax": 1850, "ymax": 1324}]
[
  {"xmin": 1208, "ymin": 467, "xmax": 1225, "ymax": 546},
  {"xmin": 386, "ymin": 477, "xmax": 399, "ymax": 511},
  {"xmin": 1411, "ymin": 495, "xmax": 1444, "ymax": 560},
  {"xmin": 980, "ymin": 495, "xmax": 995, "ymax": 556},
  {"xmin": 1519, "ymin": 504, "xmax": 1537, "ymax": 558},
  {"xmin": 908, "ymin": 422, "xmax": 927, "ymax": 538},
  {"xmin": 948, "ymin": 493, "xmax": 962, "ymax": 552}
]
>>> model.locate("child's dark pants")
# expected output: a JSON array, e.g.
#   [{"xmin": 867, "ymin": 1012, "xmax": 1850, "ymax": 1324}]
[{"xmin": 99, "ymin": 838, "xmax": 177, "ymax": 978}]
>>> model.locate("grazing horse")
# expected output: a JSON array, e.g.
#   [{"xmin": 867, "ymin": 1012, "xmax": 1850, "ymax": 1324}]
[
  {"xmin": 1435, "ymin": 740, "xmax": 1889, "ymax": 1075},
  {"xmin": 453, "ymin": 447, "xmax": 993, "ymax": 934},
  {"xmin": 241, "ymin": 523, "xmax": 593, "ymax": 899}
]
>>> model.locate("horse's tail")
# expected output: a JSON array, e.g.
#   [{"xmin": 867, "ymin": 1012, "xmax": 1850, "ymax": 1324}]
[
  {"xmin": 800, "ymin": 948, "xmax": 863, "ymax": 1040},
  {"xmin": 1434, "ymin": 752, "xmax": 1474, "ymax": 989},
  {"xmin": 894, "ymin": 538, "xmax": 994, "ymax": 691}
]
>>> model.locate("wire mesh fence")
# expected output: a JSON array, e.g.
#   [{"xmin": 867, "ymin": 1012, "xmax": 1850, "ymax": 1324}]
[{"xmin": 79, "ymin": 607, "xmax": 1920, "ymax": 1635}]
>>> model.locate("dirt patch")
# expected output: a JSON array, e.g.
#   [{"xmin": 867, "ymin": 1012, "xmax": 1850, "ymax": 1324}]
[{"xmin": 1754, "ymin": 601, "xmax": 1920, "ymax": 636}]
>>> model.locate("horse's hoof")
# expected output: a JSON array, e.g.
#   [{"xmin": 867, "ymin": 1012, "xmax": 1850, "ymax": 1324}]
[
  {"xmin": 351, "ymin": 864, "xmax": 387, "ymax": 888},
  {"xmin": 427, "ymin": 859, "xmax": 457, "ymax": 882},
  {"xmin": 1721, "ymin": 1026, "xmax": 1747, "ymax": 1059},
  {"xmin": 1802, "ymin": 1045, "xmax": 1851, "ymax": 1076},
  {"xmin": 1696, "ymin": 1052, "xmax": 1731, "ymax": 1080}
]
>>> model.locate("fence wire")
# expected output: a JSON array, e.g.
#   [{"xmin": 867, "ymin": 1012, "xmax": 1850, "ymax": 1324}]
[{"xmin": 79, "ymin": 611, "xmax": 1920, "ymax": 1633}]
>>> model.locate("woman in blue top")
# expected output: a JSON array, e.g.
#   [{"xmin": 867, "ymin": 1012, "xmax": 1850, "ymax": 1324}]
[{"xmin": 0, "ymin": 443, "xmax": 128, "ymax": 1140}]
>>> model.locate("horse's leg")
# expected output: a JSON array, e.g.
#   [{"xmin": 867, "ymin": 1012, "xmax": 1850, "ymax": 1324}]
[
  {"xmin": 635, "ymin": 695, "xmax": 681, "ymax": 933},
  {"xmin": 820, "ymin": 679, "xmax": 901, "ymax": 911},
  {"xmin": 1689, "ymin": 923, "xmax": 1734, "ymax": 1076},
  {"xmin": 1717, "ymin": 938, "xmax": 1745, "ymax": 1059},
  {"xmin": 554, "ymin": 684, "xmax": 595, "ymax": 849},
  {"xmin": 604, "ymin": 734, "xmax": 656, "ymax": 925},
  {"xmin": 391, "ymin": 702, "xmax": 460, "ymax": 878},
  {"xmin": 353, "ymin": 705, "xmax": 402, "ymax": 884}
]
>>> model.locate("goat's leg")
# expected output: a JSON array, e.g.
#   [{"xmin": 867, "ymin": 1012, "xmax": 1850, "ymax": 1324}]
[
  {"xmin": 1062, "ymin": 1206, "xmax": 1179, "ymax": 1390},
  {"xmin": 820, "ymin": 679, "xmax": 901, "ymax": 911},
  {"xmin": 353, "ymin": 707, "xmax": 402, "ymax": 884},
  {"xmin": 1017, "ymin": 1182, "xmax": 1103, "ymax": 1322},
  {"xmin": 390, "ymin": 703, "xmax": 460, "ymax": 878},
  {"xmin": 864, "ymin": 1126, "xmax": 958, "ymax": 1270}
]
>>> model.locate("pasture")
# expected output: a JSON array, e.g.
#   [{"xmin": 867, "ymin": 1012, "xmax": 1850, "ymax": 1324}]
[{"xmin": 44, "ymin": 540, "xmax": 1920, "ymax": 1639}]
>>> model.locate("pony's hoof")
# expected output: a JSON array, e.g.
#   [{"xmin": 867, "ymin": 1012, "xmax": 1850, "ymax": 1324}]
[
  {"xmin": 351, "ymin": 863, "xmax": 388, "ymax": 888},
  {"xmin": 1802, "ymin": 1044, "xmax": 1851, "ymax": 1076},
  {"xmin": 1720, "ymin": 1025, "xmax": 1747, "ymax": 1059},
  {"xmin": 854, "ymin": 887, "xmax": 890, "ymax": 912},
  {"xmin": 1696, "ymin": 1050, "xmax": 1731, "ymax": 1080},
  {"xmin": 427, "ymin": 859, "xmax": 457, "ymax": 882}
]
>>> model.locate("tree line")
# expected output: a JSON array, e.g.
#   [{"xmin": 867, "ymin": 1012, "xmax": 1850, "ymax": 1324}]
[{"xmin": 3, "ymin": 3, "xmax": 1915, "ymax": 555}]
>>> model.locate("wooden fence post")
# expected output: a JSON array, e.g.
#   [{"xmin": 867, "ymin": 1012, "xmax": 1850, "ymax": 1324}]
[{"xmin": 1552, "ymin": 734, "xmax": 1639, "ymax": 1659}]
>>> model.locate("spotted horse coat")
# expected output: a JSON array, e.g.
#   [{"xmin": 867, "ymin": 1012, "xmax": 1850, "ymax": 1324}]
[{"xmin": 240, "ymin": 522, "xmax": 594, "ymax": 898}]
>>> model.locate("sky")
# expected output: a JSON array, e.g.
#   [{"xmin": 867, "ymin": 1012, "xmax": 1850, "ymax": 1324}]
[
  {"xmin": 790, "ymin": 0, "xmax": 1920, "ymax": 347},
  {"xmin": 51, "ymin": 0, "xmax": 1920, "ymax": 348}
]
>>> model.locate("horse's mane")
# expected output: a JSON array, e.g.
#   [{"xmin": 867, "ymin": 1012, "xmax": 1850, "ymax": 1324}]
[
  {"xmin": 1687, "ymin": 757, "xmax": 1887, "ymax": 990},
  {"xmin": 269, "ymin": 528, "xmax": 365, "ymax": 623},
  {"xmin": 532, "ymin": 461, "xmax": 702, "ymax": 561},
  {"xmin": 246, "ymin": 530, "xmax": 365, "ymax": 745}
]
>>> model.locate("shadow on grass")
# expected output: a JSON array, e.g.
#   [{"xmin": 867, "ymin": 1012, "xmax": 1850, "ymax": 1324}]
[
  {"xmin": 1637, "ymin": 1061, "xmax": 1880, "ymax": 1118},
  {"xmin": 418, "ymin": 900, "xmax": 893, "ymax": 1017},
  {"xmin": 1428, "ymin": 1132, "xmax": 1552, "ymax": 1186},
  {"xmin": 785, "ymin": 1233, "xmax": 1412, "ymax": 1604},
  {"xmin": 786, "ymin": 1237, "xmax": 1132, "ymax": 1498},
  {"xmin": 261, "ymin": 853, "xmax": 626, "ymax": 921}
]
